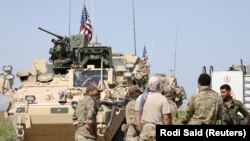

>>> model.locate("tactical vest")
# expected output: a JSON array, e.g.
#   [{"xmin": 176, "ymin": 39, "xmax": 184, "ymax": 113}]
[
  {"xmin": 75, "ymin": 95, "xmax": 97, "ymax": 126},
  {"xmin": 168, "ymin": 99, "xmax": 178, "ymax": 124},
  {"xmin": 126, "ymin": 100, "xmax": 137, "ymax": 125},
  {"xmin": 223, "ymin": 100, "xmax": 241, "ymax": 125}
]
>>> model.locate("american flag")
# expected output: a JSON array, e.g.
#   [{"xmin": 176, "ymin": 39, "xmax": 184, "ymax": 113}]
[
  {"xmin": 79, "ymin": 4, "xmax": 92, "ymax": 42},
  {"xmin": 142, "ymin": 46, "xmax": 148, "ymax": 64}
]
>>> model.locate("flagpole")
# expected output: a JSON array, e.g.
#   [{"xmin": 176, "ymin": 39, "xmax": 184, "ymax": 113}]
[
  {"xmin": 132, "ymin": 0, "xmax": 137, "ymax": 56},
  {"xmin": 83, "ymin": 0, "xmax": 86, "ymax": 22},
  {"xmin": 91, "ymin": 0, "xmax": 94, "ymax": 39}
]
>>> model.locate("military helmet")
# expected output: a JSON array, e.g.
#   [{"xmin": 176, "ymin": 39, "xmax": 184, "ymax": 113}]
[
  {"xmin": 164, "ymin": 86, "xmax": 177, "ymax": 97},
  {"xmin": 86, "ymin": 85, "xmax": 103, "ymax": 93},
  {"xmin": 128, "ymin": 85, "xmax": 142, "ymax": 95}
]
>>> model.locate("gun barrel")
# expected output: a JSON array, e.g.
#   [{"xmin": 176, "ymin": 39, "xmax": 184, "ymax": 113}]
[
  {"xmin": 100, "ymin": 100, "xmax": 124, "ymax": 106},
  {"xmin": 38, "ymin": 27, "xmax": 64, "ymax": 40}
]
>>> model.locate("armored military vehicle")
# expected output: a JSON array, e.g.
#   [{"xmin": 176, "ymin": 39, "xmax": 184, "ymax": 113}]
[
  {"xmin": 112, "ymin": 53, "xmax": 149, "ymax": 88},
  {"xmin": 150, "ymin": 73, "xmax": 187, "ymax": 108},
  {"xmin": 0, "ymin": 28, "xmax": 149, "ymax": 141}
]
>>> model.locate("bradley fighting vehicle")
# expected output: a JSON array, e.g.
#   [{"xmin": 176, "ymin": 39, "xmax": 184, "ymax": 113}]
[
  {"xmin": 0, "ymin": 27, "xmax": 149, "ymax": 141},
  {"xmin": 112, "ymin": 53, "xmax": 149, "ymax": 89}
]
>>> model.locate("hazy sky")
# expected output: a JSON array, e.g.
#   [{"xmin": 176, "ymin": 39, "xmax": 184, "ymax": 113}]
[{"xmin": 1, "ymin": 0, "xmax": 250, "ymax": 108}]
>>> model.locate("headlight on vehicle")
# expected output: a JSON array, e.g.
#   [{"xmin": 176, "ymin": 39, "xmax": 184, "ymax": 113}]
[
  {"xmin": 25, "ymin": 95, "xmax": 36, "ymax": 104},
  {"xmin": 124, "ymin": 72, "xmax": 132, "ymax": 77},
  {"xmin": 5, "ymin": 74, "xmax": 15, "ymax": 80},
  {"xmin": 134, "ymin": 72, "xmax": 143, "ymax": 80}
]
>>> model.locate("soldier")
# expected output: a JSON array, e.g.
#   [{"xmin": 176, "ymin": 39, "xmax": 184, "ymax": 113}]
[
  {"xmin": 74, "ymin": 85, "xmax": 101, "ymax": 141},
  {"xmin": 135, "ymin": 76, "xmax": 172, "ymax": 141},
  {"xmin": 220, "ymin": 84, "xmax": 250, "ymax": 125},
  {"xmin": 164, "ymin": 86, "xmax": 178, "ymax": 125},
  {"xmin": 181, "ymin": 73, "xmax": 222, "ymax": 125},
  {"xmin": 122, "ymin": 85, "xmax": 142, "ymax": 141}
]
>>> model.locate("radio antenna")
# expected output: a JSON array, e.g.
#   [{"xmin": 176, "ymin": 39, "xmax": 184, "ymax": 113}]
[
  {"xmin": 132, "ymin": 0, "xmax": 137, "ymax": 56},
  {"xmin": 173, "ymin": 27, "xmax": 178, "ymax": 76},
  {"xmin": 68, "ymin": 0, "xmax": 72, "ymax": 37}
]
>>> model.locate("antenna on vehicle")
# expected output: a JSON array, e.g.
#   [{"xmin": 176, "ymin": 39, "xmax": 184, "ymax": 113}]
[
  {"xmin": 173, "ymin": 27, "xmax": 178, "ymax": 76},
  {"xmin": 68, "ymin": 0, "xmax": 72, "ymax": 37},
  {"xmin": 132, "ymin": 0, "xmax": 137, "ymax": 56},
  {"xmin": 169, "ymin": 69, "xmax": 175, "ymax": 76}
]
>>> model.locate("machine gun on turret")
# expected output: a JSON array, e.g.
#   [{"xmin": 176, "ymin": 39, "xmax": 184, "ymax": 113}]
[
  {"xmin": 38, "ymin": 27, "xmax": 64, "ymax": 40},
  {"xmin": 38, "ymin": 27, "xmax": 88, "ymax": 74}
]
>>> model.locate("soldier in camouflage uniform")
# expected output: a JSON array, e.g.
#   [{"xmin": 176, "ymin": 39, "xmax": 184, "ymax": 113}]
[
  {"xmin": 74, "ymin": 85, "xmax": 101, "ymax": 141},
  {"xmin": 164, "ymin": 86, "xmax": 178, "ymax": 125},
  {"xmin": 181, "ymin": 73, "xmax": 223, "ymax": 125},
  {"xmin": 220, "ymin": 84, "xmax": 250, "ymax": 125},
  {"xmin": 122, "ymin": 85, "xmax": 142, "ymax": 141}
]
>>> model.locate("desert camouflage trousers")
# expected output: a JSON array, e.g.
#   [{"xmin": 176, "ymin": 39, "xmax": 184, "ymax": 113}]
[
  {"xmin": 125, "ymin": 125, "xmax": 139, "ymax": 141},
  {"xmin": 75, "ymin": 135, "xmax": 95, "ymax": 141},
  {"xmin": 139, "ymin": 123, "xmax": 156, "ymax": 141},
  {"xmin": 187, "ymin": 118, "xmax": 203, "ymax": 125},
  {"xmin": 126, "ymin": 136, "xmax": 139, "ymax": 141},
  {"xmin": 75, "ymin": 125, "xmax": 96, "ymax": 141}
]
